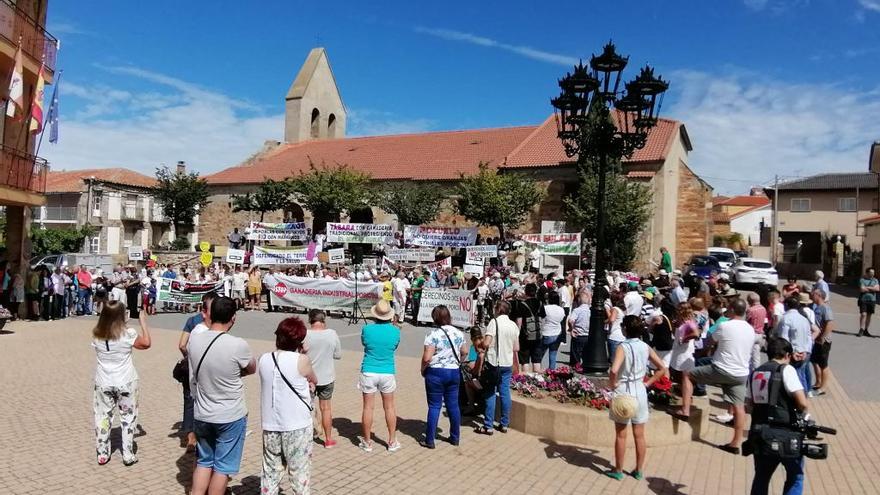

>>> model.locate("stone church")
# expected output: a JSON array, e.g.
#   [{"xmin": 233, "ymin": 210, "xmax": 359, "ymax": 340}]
[{"xmin": 199, "ymin": 48, "xmax": 713, "ymax": 270}]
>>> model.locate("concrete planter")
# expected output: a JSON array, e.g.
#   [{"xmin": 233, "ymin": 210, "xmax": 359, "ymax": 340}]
[{"xmin": 508, "ymin": 393, "xmax": 709, "ymax": 447}]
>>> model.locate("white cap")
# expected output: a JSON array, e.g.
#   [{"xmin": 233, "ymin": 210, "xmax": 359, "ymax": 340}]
[{"xmin": 659, "ymin": 269, "xmax": 668, "ymax": 276}]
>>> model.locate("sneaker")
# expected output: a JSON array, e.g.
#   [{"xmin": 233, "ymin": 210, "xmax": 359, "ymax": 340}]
[
  {"xmin": 357, "ymin": 436, "xmax": 373, "ymax": 453},
  {"xmin": 387, "ymin": 440, "xmax": 402, "ymax": 452},
  {"xmin": 813, "ymin": 389, "xmax": 826, "ymax": 396},
  {"xmin": 857, "ymin": 329, "xmax": 864, "ymax": 337},
  {"xmin": 713, "ymin": 413, "xmax": 734, "ymax": 423},
  {"xmin": 324, "ymin": 439, "xmax": 337, "ymax": 449}
]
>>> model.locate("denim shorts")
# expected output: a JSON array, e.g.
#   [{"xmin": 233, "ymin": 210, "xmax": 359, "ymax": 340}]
[{"xmin": 194, "ymin": 416, "xmax": 247, "ymax": 475}]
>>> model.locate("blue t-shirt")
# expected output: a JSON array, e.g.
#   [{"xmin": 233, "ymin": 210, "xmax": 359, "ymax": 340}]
[
  {"xmin": 860, "ymin": 277, "xmax": 878, "ymax": 303},
  {"xmin": 183, "ymin": 313, "xmax": 204, "ymax": 333},
  {"xmin": 361, "ymin": 322, "xmax": 400, "ymax": 374},
  {"xmin": 467, "ymin": 345, "xmax": 478, "ymax": 362}
]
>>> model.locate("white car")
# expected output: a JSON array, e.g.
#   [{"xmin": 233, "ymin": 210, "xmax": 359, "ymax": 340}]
[
  {"xmin": 732, "ymin": 258, "xmax": 779, "ymax": 287},
  {"xmin": 708, "ymin": 247, "xmax": 738, "ymax": 272}
]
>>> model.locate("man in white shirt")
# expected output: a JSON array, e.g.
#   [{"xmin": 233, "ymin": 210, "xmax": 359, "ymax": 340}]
[
  {"xmin": 480, "ymin": 300, "xmax": 520, "ymax": 434},
  {"xmin": 623, "ymin": 282, "xmax": 643, "ymax": 316},
  {"xmin": 676, "ymin": 298, "xmax": 755, "ymax": 454},
  {"xmin": 391, "ymin": 271, "xmax": 411, "ymax": 323},
  {"xmin": 231, "ymin": 267, "xmax": 247, "ymax": 307}
]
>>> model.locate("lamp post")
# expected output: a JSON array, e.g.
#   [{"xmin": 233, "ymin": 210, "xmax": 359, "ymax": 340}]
[{"xmin": 551, "ymin": 42, "xmax": 669, "ymax": 374}]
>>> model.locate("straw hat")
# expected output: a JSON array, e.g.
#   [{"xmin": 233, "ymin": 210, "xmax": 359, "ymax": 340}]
[
  {"xmin": 610, "ymin": 393, "xmax": 638, "ymax": 421},
  {"xmin": 798, "ymin": 291, "xmax": 811, "ymax": 305},
  {"xmin": 370, "ymin": 300, "xmax": 394, "ymax": 321}
]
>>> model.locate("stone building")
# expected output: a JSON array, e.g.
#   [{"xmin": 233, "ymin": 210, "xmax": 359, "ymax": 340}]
[
  {"xmin": 200, "ymin": 48, "xmax": 713, "ymax": 271},
  {"xmin": 37, "ymin": 167, "xmax": 198, "ymax": 256}
]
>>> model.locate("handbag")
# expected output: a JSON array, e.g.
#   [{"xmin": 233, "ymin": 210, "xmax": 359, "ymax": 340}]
[
  {"xmin": 610, "ymin": 342, "xmax": 638, "ymax": 421},
  {"xmin": 172, "ymin": 359, "xmax": 188, "ymax": 384},
  {"xmin": 271, "ymin": 352, "xmax": 314, "ymax": 412},
  {"xmin": 440, "ymin": 325, "xmax": 481, "ymax": 390},
  {"xmin": 479, "ymin": 318, "xmax": 502, "ymax": 388}
]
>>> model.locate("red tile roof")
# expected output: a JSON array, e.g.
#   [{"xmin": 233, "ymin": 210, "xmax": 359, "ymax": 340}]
[
  {"xmin": 504, "ymin": 113, "xmax": 682, "ymax": 168},
  {"xmin": 46, "ymin": 168, "xmax": 156, "ymax": 193},
  {"xmin": 206, "ymin": 126, "xmax": 537, "ymax": 184},
  {"xmin": 716, "ymin": 195, "xmax": 770, "ymax": 208},
  {"xmin": 729, "ymin": 203, "xmax": 771, "ymax": 220},
  {"xmin": 206, "ymin": 113, "xmax": 687, "ymax": 185},
  {"xmin": 860, "ymin": 214, "xmax": 880, "ymax": 225}
]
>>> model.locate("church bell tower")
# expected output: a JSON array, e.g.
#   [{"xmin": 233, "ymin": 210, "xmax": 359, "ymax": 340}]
[{"xmin": 284, "ymin": 48, "xmax": 346, "ymax": 143}]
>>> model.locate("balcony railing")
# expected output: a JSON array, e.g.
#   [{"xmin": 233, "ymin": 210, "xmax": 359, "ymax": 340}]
[
  {"xmin": 0, "ymin": 1, "xmax": 58, "ymax": 71},
  {"xmin": 123, "ymin": 206, "xmax": 143, "ymax": 221},
  {"xmin": 0, "ymin": 144, "xmax": 47, "ymax": 194},
  {"xmin": 40, "ymin": 206, "xmax": 77, "ymax": 221},
  {"xmin": 150, "ymin": 207, "xmax": 168, "ymax": 222}
]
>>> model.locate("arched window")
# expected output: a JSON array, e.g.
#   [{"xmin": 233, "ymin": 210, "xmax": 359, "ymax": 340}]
[
  {"xmin": 327, "ymin": 113, "xmax": 337, "ymax": 138},
  {"xmin": 310, "ymin": 108, "xmax": 320, "ymax": 138}
]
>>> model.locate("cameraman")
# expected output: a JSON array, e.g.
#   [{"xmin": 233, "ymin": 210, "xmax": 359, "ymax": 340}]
[{"xmin": 747, "ymin": 337, "xmax": 809, "ymax": 495}]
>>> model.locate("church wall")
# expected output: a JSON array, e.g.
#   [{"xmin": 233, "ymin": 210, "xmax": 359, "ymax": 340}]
[{"xmin": 675, "ymin": 162, "xmax": 713, "ymax": 267}]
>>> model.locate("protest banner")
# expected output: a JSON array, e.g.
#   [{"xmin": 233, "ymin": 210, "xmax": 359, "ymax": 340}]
[
  {"xmin": 128, "ymin": 246, "xmax": 144, "ymax": 261},
  {"xmin": 328, "ymin": 248, "xmax": 345, "ymax": 264},
  {"xmin": 326, "ymin": 223, "xmax": 394, "ymax": 244},
  {"xmin": 385, "ymin": 247, "xmax": 435, "ymax": 262},
  {"xmin": 417, "ymin": 288, "xmax": 475, "ymax": 328},
  {"xmin": 465, "ymin": 245, "xmax": 497, "ymax": 264},
  {"xmin": 520, "ymin": 233, "xmax": 581, "ymax": 256},
  {"xmin": 269, "ymin": 274, "xmax": 382, "ymax": 312},
  {"xmin": 246, "ymin": 222, "xmax": 308, "ymax": 241},
  {"xmin": 404, "ymin": 225, "xmax": 478, "ymax": 248},
  {"xmin": 157, "ymin": 278, "xmax": 224, "ymax": 304},
  {"xmin": 225, "ymin": 248, "xmax": 245, "ymax": 264},
  {"xmin": 252, "ymin": 245, "xmax": 317, "ymax": 265},
  {"xmin": 464, "ymin": 263, "xmax": 484, "ymax": 277}
]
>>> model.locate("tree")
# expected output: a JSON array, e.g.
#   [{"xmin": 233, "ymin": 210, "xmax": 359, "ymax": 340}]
[
  {"xmin": 31, "ymin": 225, "xmax": 96, "ymax": 256},
  {"xmin": 152, "ymin": 165, "xmax": 210, "ymax": 239},
  {"xmin": 289, "ymin": 162, "xmax": 372, "ymax": 233},
  {"xmin": 231, "ymin": 178, "xmax": 294, "ymax": 222},
  {"xmin": 565, "ymin": 166, "xmax": 652, "ymax": 270},
  {"xmin": 455, "ymin": 163, "xmax": 544, "ymax": 240},
  {"xmin": 376, "ymin": 182, "xmax": 444, "ymax": 226}
]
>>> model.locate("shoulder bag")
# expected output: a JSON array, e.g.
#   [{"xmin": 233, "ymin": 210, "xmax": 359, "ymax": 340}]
[
  {"xmin": 271, "ymin": 352, "xmax": 314, "ymax": 412},
  {"xmin": 479, "ymin": 318, "xmax": 502, "ymax": 389},
  {"xmin": 440, "ymin": 325, "xmax": 481, "ymax": 390}
]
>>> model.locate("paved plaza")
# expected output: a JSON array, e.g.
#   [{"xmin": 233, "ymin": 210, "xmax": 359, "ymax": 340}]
[{"xmin": 0, "ymin": 290, "xmax": 877, "ymax": 494}]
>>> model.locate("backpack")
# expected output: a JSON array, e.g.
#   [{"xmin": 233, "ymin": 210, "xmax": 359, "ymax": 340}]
[{"xmin": 520, "ymin": 299, "xmax": 541, "ymax": 341}]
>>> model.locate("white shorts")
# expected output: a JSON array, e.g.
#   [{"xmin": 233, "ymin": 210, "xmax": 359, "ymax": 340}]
[
  {"xmin": 358, "ymin": 373, "xmax": 396, "ymax": 394},
  {"xmin": 232, "ymin": 290, "xmax": 246, "ymax": 300},
  {"xmin": 649, "ymin": 349, "xmax": 673, "ymax": 370}
]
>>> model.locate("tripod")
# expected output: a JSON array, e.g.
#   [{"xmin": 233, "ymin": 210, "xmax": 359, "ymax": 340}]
[{"xmin": 348, "ymin": 264, "xmax": 368, "ymax": 325}]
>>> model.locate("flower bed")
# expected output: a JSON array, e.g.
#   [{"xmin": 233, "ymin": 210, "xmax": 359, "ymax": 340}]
[{"xmin": 511, "ymin": 365, "xmax": 612, "ymax": 410}]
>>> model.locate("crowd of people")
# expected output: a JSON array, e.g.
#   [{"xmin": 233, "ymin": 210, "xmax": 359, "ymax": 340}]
[{"xmin": 83, "ymin": 243, "xmax": 846, "ymax": 495}]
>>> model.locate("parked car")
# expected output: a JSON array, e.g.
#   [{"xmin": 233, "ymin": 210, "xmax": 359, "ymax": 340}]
[
  {"xmin": 731, "ymin": 258, "xmax": 779, "ymax": 288},
  {"xmin": 29, "ymin": 253, "xmax": 114, "ymax": 274},
  {"xmin": 684, "ymin": 255, "xmax": 722, "ymax": 287},
  {"xmin": 708, "ymin": 247, "xmax": 738, "ymax": 273}
]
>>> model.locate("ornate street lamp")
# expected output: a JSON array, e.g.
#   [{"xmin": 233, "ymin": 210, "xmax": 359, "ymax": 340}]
[{"xmin": 551, "ymin": 42, "xmax": 669, "ymax": 374}]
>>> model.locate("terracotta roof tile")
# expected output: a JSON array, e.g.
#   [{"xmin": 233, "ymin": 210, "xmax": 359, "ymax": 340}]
[
  {"xmin": 206, "ymin": 126, "xmax": 537, "ymax": 184},
  {"xmin": 713, "ymin": 212, "xmax": 731, "ymax": 223},
  {"xmin": 716, "ymin": 195, "xmax": 770, "ymax": 207},
  {"xmin": 504, "ymin": 113, "xmax": 681, "ymax": 168},
  {"xmin": 46, "ymin": 168, "xmax": 156, "ymax": 193}
]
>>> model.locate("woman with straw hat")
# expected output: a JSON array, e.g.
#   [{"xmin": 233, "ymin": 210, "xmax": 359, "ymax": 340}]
[
  {"xmin": 606, "ymin": 315, "xmax": 668, "ymax": 481},
  {"xmin": 357, "ymin": 300, "xmax": 402, "ymax": 453}
]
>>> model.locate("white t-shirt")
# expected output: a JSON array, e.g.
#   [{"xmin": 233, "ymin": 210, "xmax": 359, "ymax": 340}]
[
  {"xmin": 233, "ymin": 272, "xmax": 247, "ymax": 291},
  {"xmin": 711, "ymin": 319, "xmax": 756, "ymax": 377},
  {"xmin": 623, "ymin": 291, "xmax": 644, "ymax": 317},
  {"xmin": 188, "ymin": 330, "xmax": 253, "ymax": 424},
  {"xmin": 93, "ymin": 327, "xmax": 139, "ymax": 387},
  {"xmin": 747, "ymin": 364, "xmax": 803, "ymax": 401},
  {"xmin": 540, "ymin": 304, "xmax": 566, "ymax": 337},
  {"xmin": 485, "ymin": 315, "xmax": 519, "ymax": 367},
  {"xmin": 392, "ymin": 277, "xmax": 410, "ymax": 301},
  {"xmin": 190, "ymin": 322, "xmax": 209, "ymax": 338},
  {"xmin": 606, "ymin": 302, "xmax": 625, "ymax": 342},
  {"xmin": 258, "ymin": 351, "xmax": 312, "ymax": 431},
  {"xmin": 558, "ymin": 287, "xmax": 573, "ymax": 309}
]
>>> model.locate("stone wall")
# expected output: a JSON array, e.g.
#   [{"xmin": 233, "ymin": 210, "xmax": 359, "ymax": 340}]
[{"xmin": 675, "ymin": 162, "xmax": 713, "ymax": 267}]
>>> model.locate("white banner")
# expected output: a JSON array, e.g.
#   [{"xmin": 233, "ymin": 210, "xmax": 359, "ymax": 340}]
[
  {"xmin": 520, "ymin": 233, "xmax": 581, "ymax": 256},
  {"xmin": 157, "ymin": 279, "xmax": 224, "ymax": 304},
  {"xmin": 128, "ymin": 246, "xmax": 144, "ymax": 261},
  {"xmin": 225, "ymin": 248, "xmax": 245, "ymax": 264},
  {"xmin": 417, "ymin": 288, "xmax": 475, "ymax": 328},
  {"xmin": 247, "ymin": 222, "xmax": 308, "ymax": 241},
  {"xmin": 381, "ymin": 256, "xmax": 451, "ymax": 271},
  {"xmin": 252, "ymin": 245, "xmax": 317, "ymax": 265},
  {"xmin": 465, "ymin": 245, "xmax": 497, "ymax": 264},
  {"xmin": 326, "ymin": 223, "xmax": 394, "ymax": 244},
  {"xmin": 385, "ymin": 247, "xmax": 435, "ymax": 262},
  {"xmin": 328, "ymin": 248, "xmax": 345, "ymax": 264},
  {"xmin": 404, "ymin": 225, "xmax": 478, "ymax": 248},
  {"xmin": 464, "ymin": 263, "xmax": 484, "ymax": 277},
  {"xmin": 269, "ymin": 274, "xmax": 382, "ymax": 312}
]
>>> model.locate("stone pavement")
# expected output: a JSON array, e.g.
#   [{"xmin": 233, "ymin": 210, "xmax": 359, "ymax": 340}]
[{"xmin": 0, "ymin": 318, "xmax": 876, "ymax": 494}]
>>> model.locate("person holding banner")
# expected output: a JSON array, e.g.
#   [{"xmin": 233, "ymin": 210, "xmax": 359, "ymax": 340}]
[
  {"xmin": 358, "ymin": 301, "xmax": 401, "ymax": 453},
  {"xmin": 420, "ymin": 306, "xmax": 468, "ymax": 448}
]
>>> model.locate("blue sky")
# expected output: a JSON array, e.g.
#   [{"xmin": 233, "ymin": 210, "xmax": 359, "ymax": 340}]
[{"xmin": 43, "ymin": 0, "xmax": 880, "ymax": 194}]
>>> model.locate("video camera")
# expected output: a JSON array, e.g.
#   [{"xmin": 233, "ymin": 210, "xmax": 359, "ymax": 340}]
[{"xmin": 793, "ymin": 416, "xmax": 837, "ymax": 460}]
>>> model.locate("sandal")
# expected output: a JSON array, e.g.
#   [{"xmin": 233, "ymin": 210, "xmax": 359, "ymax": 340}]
[
  {"xmin": 474, "ymin": 426, "xmax": 494, "ymax": 435},
  {"xmin": 605, "ymin": 471, "xmax": 624, "ymax": 481},
  {"xmin": 631, "ymin": 470, "xmax": 644, "ymax": 481},
  {"xmin": 669, "ymin": 410, "xmax": 690, "ymax": 421}
]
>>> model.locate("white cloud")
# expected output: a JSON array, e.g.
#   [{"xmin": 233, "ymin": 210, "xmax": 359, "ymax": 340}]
[
  {"xmin": 859, "ymin": 0, "xmax": 880, "ymax": 12},
  {"xmin": 667, "ymin": 69, "xmax": 880, "ymax": 194},
  {"xmin": 413, "ymin": 26, "xmax": 578, "ymax": 66},
  {"xmin": 41, "ymin": 66, "xmax": 283, "ymax": 174}
]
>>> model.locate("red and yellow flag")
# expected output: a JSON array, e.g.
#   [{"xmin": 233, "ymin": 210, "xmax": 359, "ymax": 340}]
[{"xmin": 29, "ymin": 63, "xmax": 46, "ymax": 133}]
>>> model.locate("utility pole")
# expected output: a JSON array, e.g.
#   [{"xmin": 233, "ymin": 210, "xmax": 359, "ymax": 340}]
[{"xmin": 772, "ymin": 175, "xmax": 779, "ymax": 264}]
